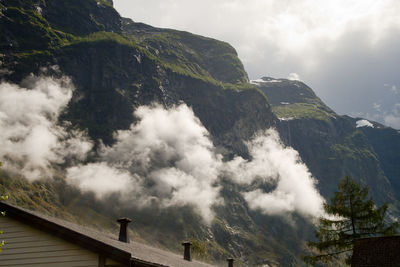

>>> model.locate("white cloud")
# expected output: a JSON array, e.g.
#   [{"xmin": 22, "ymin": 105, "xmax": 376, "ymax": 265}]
[
  {"xmin": 115, "ymin": 0, "xmax": 398, "ymax": 52},
  {"xmin": 67, "ymin": 104, "xmax": 223, "ymax": 223},
  {"xmin": 384, "ymin": 115, "xmax": 400, "ymax": 129},
  {"xmin": 244, "ymin": 189, "xmax": 296, "ymax": 216},
  {"xmin": 287, "ymin": 73, "xmax": 302, "ymax": 81},
  {"xmin": 373, "ymin": 102, "xmax": 381, "ymax": 112},
  {"xmin": 107, "ymin": 104, "xmax": 224, "ymax": 221},
  {"xmin": 391, "ymin": 85, "xmax": 398, "ymax": 94},
  {"xmin": 384, "ymin": 103, "xmax": 400, "ymax": 129},
  {"xmin": 67, "ymin": 162, "xmax": 140, "ymax": 199},
  {"xmin": 223, "ymin": 129, "xmax": 325, "ymax": 218},
  {"xmin": 67, "ymin": 104, "xmax": 324, "ymax": 222},
  {"xmin": 0, "ymin": 75, "xmax": 93, "ymax": 180},
  {"xmin": 361, "ymin": 102, "xmax": 400, "ymax": 130}
]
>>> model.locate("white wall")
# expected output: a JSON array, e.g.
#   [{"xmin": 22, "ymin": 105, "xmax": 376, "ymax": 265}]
[{"xmin": 0, "ymin": 215, "xmax": 100, "ymax": 267}]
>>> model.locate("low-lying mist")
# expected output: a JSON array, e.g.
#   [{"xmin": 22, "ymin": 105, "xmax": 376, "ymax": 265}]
[
  {"xmin": 0, "ymin": 75, "xmax": 92, "ymax": 180},
  {"xmin": 67, "ymin": 104, "xmax": 223, "ymax": 223},
  {"xmin": 0, "ymin": 74, "xmax": 325, "ymax": 223}
]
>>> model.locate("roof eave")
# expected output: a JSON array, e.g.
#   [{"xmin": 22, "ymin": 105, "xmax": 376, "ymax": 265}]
[{"xmin": 0, "ymin": 201, "xmax": 132, "ymax": 265}]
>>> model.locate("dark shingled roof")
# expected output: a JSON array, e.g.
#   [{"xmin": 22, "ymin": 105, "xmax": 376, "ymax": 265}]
[
  {"xmin": 0, "ymin": 201, "xmax": 216, "ymax": 267},
  {"xmin": 351, "ymin": 236, "xmax": 400, "ymax": 267}
]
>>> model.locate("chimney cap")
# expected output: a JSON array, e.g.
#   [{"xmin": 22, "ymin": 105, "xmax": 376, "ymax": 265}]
[
  {"xmin": 117, "ymin": 217, "xmax": 132, "ymax": 223},
  {"xmin": 182, "ymin": 241, "xmax": 192, "ymax": 261},
  {"xmin": 117, "ymin": 217, "xmax": 132, "ymax": 243}
]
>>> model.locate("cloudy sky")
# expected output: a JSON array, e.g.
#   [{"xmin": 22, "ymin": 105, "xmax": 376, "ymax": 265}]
[{"xmin": 113, "ymin": 0, "xmax": 400, "ymax": 129}]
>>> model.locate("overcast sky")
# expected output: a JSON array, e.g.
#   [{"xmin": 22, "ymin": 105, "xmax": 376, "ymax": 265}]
[{"xmin": 113, "ymin": 0, "xmax": 400, "ymax": 129}]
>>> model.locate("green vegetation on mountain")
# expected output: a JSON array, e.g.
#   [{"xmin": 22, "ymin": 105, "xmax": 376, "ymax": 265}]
[
  {"xmin": 273, "ymin": 102, "xmax": 335, "ymax": 121},
  {"xmin": 254, "ymin": 77, "xmax": 336, "ymax": 121},
  {"xmin": 0, "ymin": 5, "xmax": 70, "ymax": 52},
  {"xmin": 122, "ymin": 19, "xmax": 248, "ymax": 84}
]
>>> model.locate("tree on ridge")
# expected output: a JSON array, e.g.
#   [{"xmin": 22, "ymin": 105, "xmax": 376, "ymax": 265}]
[{"xmin": 303, "ymin": 176, "xmax": 399, "ymax": 265}]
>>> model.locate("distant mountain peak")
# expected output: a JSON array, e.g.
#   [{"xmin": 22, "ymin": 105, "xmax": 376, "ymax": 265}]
[{"xmin": 252, "ymin": 76, "xmax": 336, "ymax": 121}]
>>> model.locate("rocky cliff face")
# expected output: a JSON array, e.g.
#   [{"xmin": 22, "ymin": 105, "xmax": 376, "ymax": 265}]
[
  {"xmin": 1, "ymin": 0, "xmax": 273, "ymax": 151},
  {"xmin": 360, "ymin": 127, "xmax": 400, "ymax": 200}
]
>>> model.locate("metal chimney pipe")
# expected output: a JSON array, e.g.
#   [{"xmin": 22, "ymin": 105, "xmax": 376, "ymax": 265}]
[
  {"xmin": 117, "ymin": 218, "xmax": 132, "ymax": 243},
  {"xmin": 227, "ymin": 258, "xmax": 234, "ymax": 267},
  {"xmin": 182, "ymin": 241, "xmax": 192, "ymax": 261}
]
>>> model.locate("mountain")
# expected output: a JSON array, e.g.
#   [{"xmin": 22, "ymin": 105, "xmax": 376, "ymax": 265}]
[
  {"xmin": 0, "ymin": 1, "xmax": 399, "ymax": 266},
  {"xmin": 253, "ymin": 77, "xmax": 399, "ymax": 208}
]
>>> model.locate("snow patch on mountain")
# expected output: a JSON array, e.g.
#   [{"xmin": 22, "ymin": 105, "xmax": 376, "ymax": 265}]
[{"xmin": 356, "ymin": 119, "xmax": 374, "ymax": 128}]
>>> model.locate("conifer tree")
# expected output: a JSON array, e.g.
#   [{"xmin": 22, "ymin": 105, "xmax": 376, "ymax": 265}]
[{"xmin": 303, "ymin": 176, "xmax": 399, "ymax": 265}]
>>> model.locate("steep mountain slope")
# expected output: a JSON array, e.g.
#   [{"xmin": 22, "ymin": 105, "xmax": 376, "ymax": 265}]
[
  {"xmin": 1, "ymin": 0, "xmax": 273, "ymax": 152},
  {"xmin": 360, "ymin": 127, "xmax": 400, "ymax": 200}
]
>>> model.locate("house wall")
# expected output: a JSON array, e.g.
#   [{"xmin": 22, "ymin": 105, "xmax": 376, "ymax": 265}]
[{"xmin": 0, "ymin": 215, "xmax": 125, "ymax": 267}]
